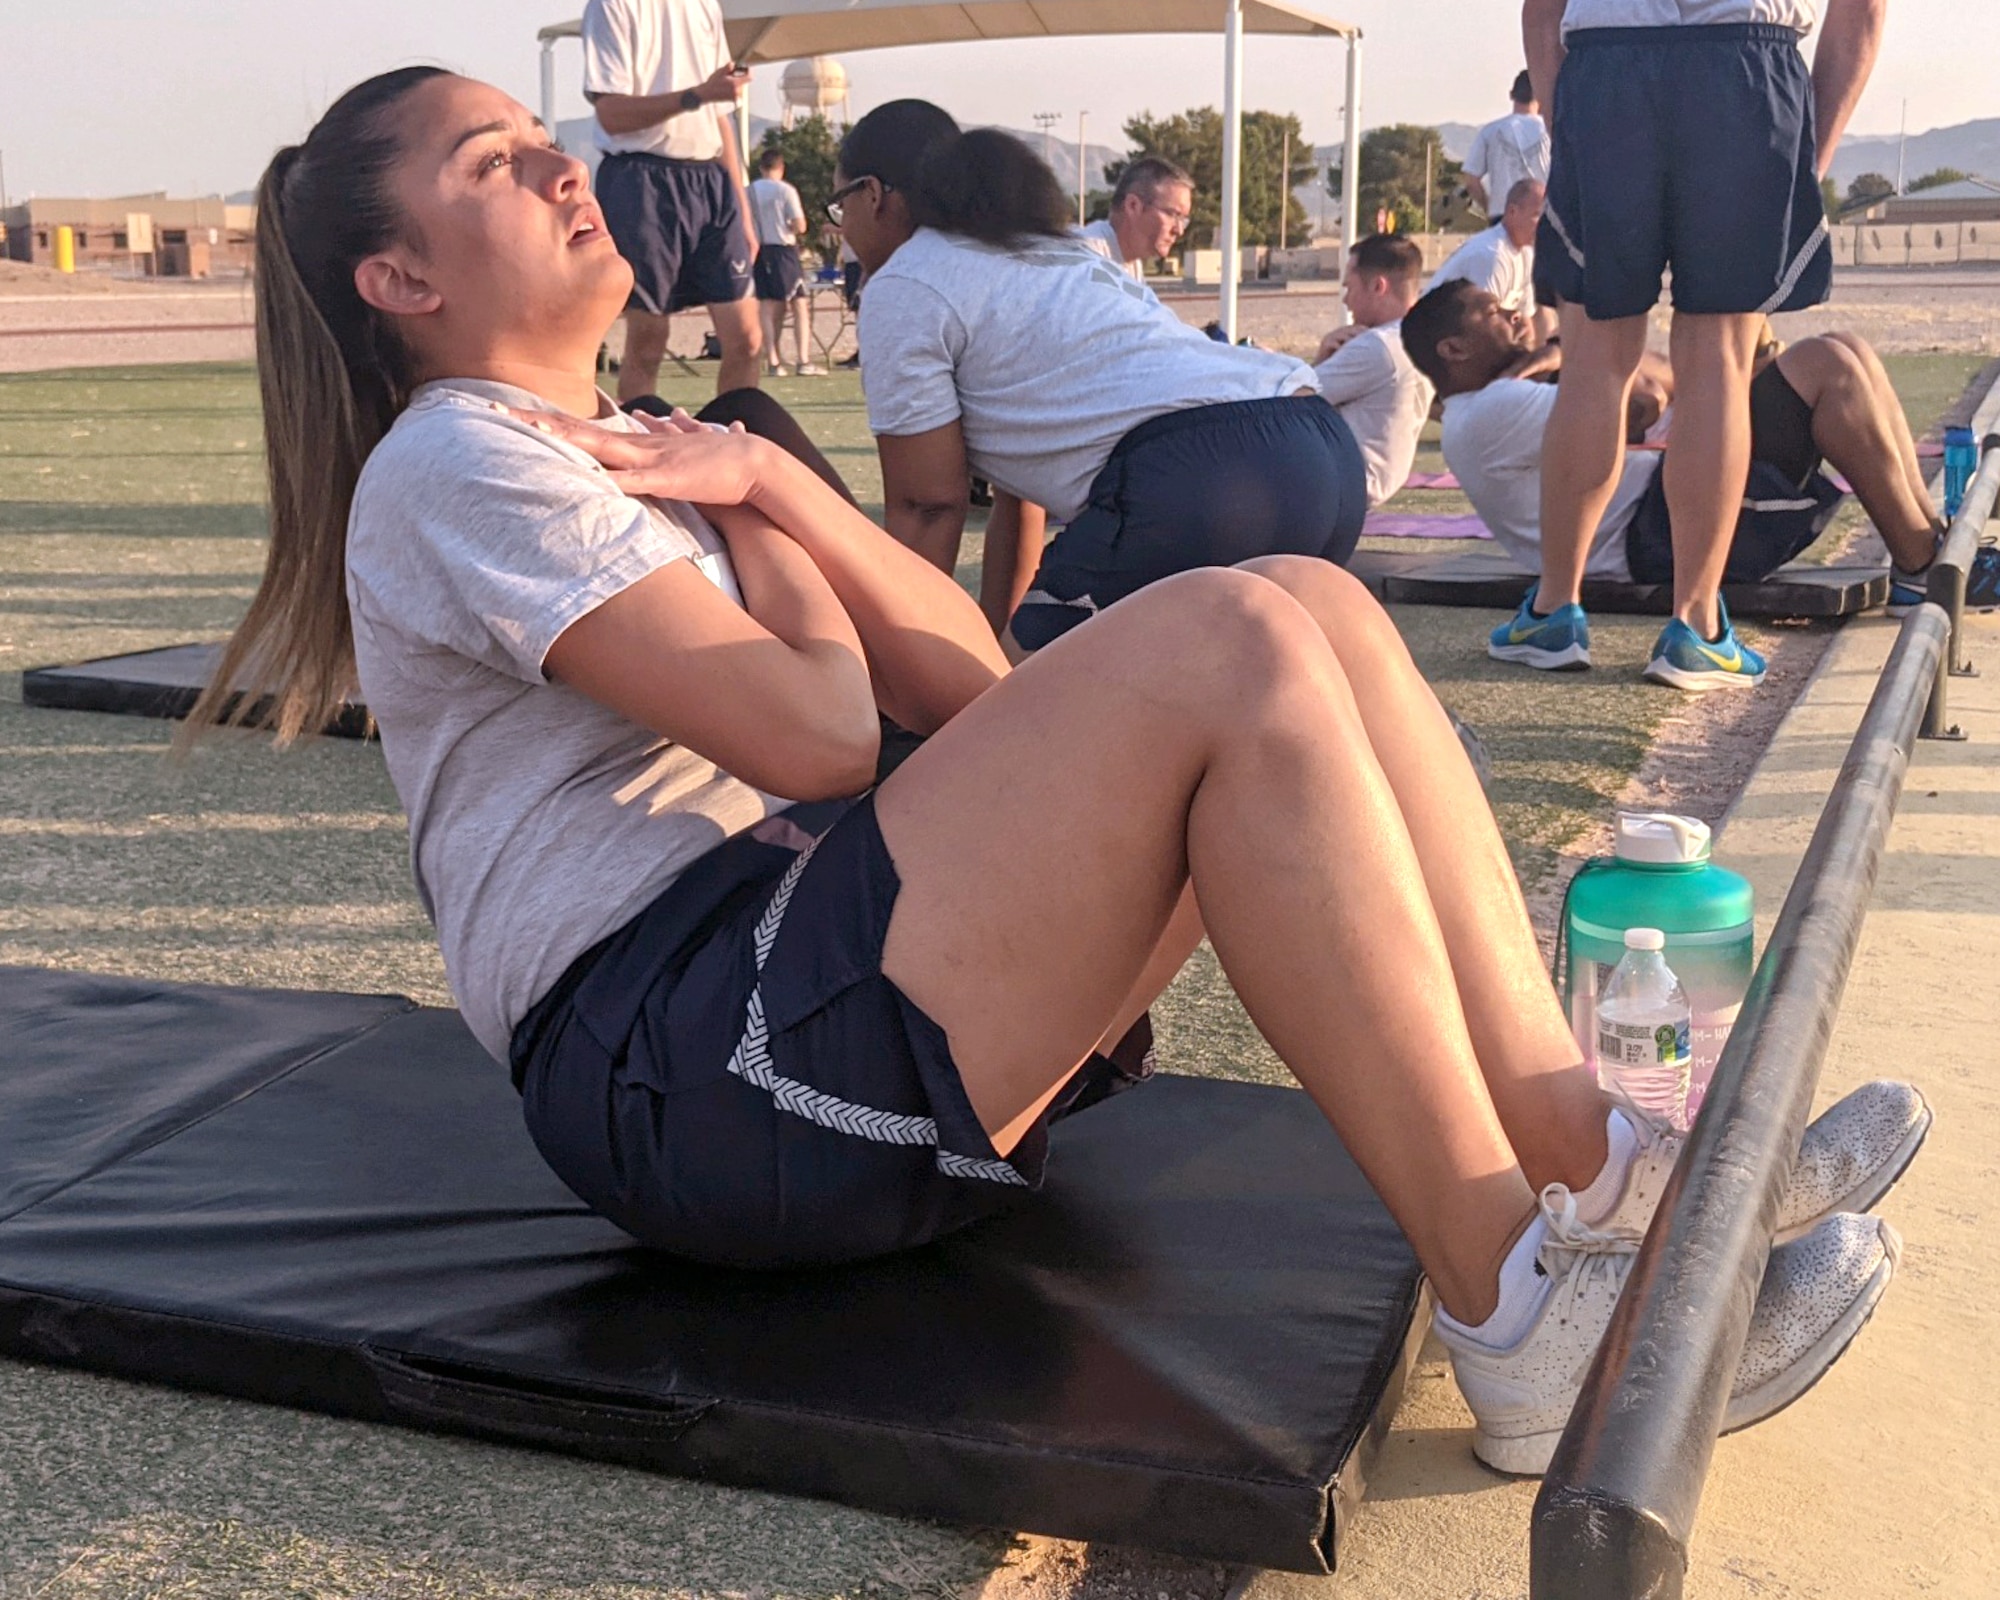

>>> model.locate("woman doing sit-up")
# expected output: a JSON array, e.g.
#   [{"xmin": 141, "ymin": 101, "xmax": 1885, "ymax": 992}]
[
  {"xmin": 192, "ymin": 68, "xmax": 1917, "ymax": 1477},
  {"xmin": 836, "ymin": 101, "xmax": 1368, "ymax": 654}
]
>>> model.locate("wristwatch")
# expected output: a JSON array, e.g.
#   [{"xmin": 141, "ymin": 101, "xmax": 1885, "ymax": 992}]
[{"xmin": 679, "ymin": 87, "xmax": 703, "ymax": 114}]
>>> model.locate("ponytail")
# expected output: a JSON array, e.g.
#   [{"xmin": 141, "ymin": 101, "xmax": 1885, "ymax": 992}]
[
  {"xmin": 910, "ymin": 127, "xmax": 1074, "ymax": 251},
  {"xmin": 180, "ymin": 65, "xmax": 444, "ymax": 748}
]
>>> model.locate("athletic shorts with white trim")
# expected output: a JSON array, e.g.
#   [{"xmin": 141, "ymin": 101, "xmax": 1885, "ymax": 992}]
[
  {"xmin": 512, "ymin": 793, "xmax": 1153, "ymax": 1268},
  {"xmin": 1534, "ymin": 24, "xmax": 1832, "ymax": 320}
]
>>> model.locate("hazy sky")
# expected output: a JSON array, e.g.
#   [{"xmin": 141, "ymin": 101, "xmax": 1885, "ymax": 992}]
[{"xmin": 0, "ymin": 0, "xmax": 1986, "ymax": 199}]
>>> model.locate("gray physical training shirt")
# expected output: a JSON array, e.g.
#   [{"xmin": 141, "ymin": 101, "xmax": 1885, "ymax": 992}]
[{"xmin": 346, "ymin": 378, "xmax": 789, "ymax": 1062}]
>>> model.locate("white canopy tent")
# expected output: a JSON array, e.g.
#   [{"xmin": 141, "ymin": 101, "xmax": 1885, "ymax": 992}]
[{"xmin": 538, "ymin": 0, "xmax": 1362, "ymax": 341}]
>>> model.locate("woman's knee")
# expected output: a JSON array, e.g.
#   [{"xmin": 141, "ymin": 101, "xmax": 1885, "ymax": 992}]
[
  {"xmin": 1237, "ymin": 555, "xmax": 1410, "ymax": 665},
  {"xmin": 1117, "ymin": 567, "xmax": 1337, "ymax": 692}
]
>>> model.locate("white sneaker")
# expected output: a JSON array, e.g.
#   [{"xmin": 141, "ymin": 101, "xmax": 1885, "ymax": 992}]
[
  {"xmin": 1594, "ymin": 1081, "xmax": 1930, "ymax": 1246},
  {"xmin": 1726, "ymin": 1212, "xmax": 1901, "ymax": 1431},
  {"xmin": 797, "ymin": 362, "xmax": 826, "ymax": 375},
  {"xmin": 1436, "ymin": 1186, "xmax": 1639, "ymax": 1476},
  {"xmin": 1439, "ymin": 1197, "xmax": 1902, "ymax": 1475},
  {"xmin": 768, "ymin": 364, "xmax": 790, "ymax": 378}
]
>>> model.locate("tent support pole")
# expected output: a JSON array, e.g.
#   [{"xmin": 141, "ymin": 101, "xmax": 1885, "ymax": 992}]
[
  {"xmin": 540, "ymin": 39, "xmax": 558, "ymax": 135},
  {"xmin": 1218, "ymin": 0, "xmax": 1246, "ymax": 342},
  {"xmin": 1341, "ymin": 34, "xmax": 1362, "ymax": 258},
  {"xmin": 738, "ymin": 95, "xmax": 754, "ymax": 175}
]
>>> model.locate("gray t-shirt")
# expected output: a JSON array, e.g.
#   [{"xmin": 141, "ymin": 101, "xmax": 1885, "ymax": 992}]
[
  {"xmin": 346, "ymin": 378, "xmax": 790, "ymax": 1061},
  {"xmin": 859, "ymin": 227, "xmax": 1317, "ymax": 522}
]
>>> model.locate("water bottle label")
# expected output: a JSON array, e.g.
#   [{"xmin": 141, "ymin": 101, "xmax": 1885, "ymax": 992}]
[{"xmin": 1596, "ymin": 1017, "xmax": 1690, "ymax": 1067}]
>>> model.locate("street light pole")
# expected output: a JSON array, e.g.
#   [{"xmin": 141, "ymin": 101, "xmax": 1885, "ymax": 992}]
[{"xmin": 1033, "ymin": 111, "xmax": 1058, "ymax": 173}]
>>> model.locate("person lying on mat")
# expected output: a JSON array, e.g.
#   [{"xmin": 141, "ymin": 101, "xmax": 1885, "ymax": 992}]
[
  {"xmin": 1310, "ymin": 232, "xmax": 1435, "ymax": 510},
  {"xmin": 1400, "ymin": 281, "xmax": 1974, "ymax": 671},
  {"xmin": 833, "ymin": 100, "xmax": 1368, "ymax": 657},
  {"xmin": 192, "ymin": 68, "xmax": 1925, "ymax": 1478}
]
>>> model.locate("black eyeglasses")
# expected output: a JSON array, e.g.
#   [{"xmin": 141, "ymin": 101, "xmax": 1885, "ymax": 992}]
[{"xmin": 826, "ymin": 175, "xmax": 890, "ymax": 227}]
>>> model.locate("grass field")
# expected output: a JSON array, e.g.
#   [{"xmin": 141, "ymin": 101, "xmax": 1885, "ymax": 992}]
[{"xmin": 0, "ymin": 351, "xmax": 1984, "ymax": 1597}]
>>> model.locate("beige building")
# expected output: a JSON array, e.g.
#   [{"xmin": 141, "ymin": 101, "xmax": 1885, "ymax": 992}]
[{"xmin": 0, "ymin": 194, "xmax": 254, "ymax": 277}]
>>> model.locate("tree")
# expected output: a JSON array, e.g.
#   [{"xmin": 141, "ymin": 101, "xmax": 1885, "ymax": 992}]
[
  {"xmin": 1820, "ymin": 175, "xmax": 1842, "ymax": 218},
  {"xmin": 1844, "ymin": 172, "xmax": 1895, "ymax": 211},
  {"xmin": 1327, "ymin": 124, "xmax": 1479, "ymax": 236},
  {"xmin": 756, "ymin": 114, "xmax": 844, "ymax": 263},
  {"xmin": 1109, "ymin": 108, "xmax": 1320, "ymax": 248},
  {"xmin": 1910, "ymin": 167, "xmax": 1972, "ymax": 192}
]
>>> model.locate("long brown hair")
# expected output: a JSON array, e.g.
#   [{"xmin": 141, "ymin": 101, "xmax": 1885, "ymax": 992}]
[{"xmin": 179, "ymin": 66, "xmax": 445, "ymax": 747}]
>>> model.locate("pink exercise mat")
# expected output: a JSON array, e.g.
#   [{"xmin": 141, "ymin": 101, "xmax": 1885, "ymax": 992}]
[{"xmin": 1366, "ymin": 511, "xmax": 1491, "ymax": 540}]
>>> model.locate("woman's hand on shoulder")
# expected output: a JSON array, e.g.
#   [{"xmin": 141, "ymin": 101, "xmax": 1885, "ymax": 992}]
[{"xmin": 501, "ymin": 404, "xmax": 767, "ymax": 507}]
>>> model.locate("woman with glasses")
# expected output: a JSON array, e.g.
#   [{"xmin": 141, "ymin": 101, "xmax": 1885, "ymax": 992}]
[{"xmin": 832, "ymin": 100, "xmax": 1368, "ymax": 655}]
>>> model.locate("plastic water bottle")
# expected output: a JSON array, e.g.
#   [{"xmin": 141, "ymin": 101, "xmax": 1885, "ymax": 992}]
[
  {"xmin": 1565, "ymin": 812, "xmax": 1753, "ymax": 1122},
  {"xmin": 1944, "ymin": 426, "xmax": 1978, "ymax": 521},
  {"xmin": 1594, "ymin": 929, "xmax": 1693, "ymax": 1130}
]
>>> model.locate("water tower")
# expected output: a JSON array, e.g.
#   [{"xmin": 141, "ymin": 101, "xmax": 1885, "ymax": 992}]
[{"xmin": 779, "ymin": 56, "xmax": 851, "ymax": 130}]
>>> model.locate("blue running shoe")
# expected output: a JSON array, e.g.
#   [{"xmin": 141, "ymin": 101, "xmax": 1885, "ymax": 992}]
[
  {"xmin": 1489, "ymin": 588, "xmax": 1592, "ymax": 670},
  {"xmin": 1887, "ymin": 543, "xmax": 2000, "ymax": 616},
  {"xmin": 1645, "ymin": 601, "xmax": 1766, "ymax": 692}
]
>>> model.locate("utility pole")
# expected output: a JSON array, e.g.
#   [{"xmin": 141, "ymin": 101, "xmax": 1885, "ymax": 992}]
[
  {"xmin": 0, "ymin": 149, "xmax": 8, "ymax": 212},
  {"xmin": 1896, "ymin": 98, "xmax": 1908, "ymax": 195},
  {"xmin": 1033, "ymin": 111, "xmax": 1059, "ymax": 173},
  {"xmin": 1424, "ymin": 138, "xmax": 1434, "ymax": 235},
  {"xmin": 1279, "ymin": 127, "xmax": 1290, "ymax": 250},
  {"xmin": 1077, "ymin": 111, "xmax": 1088, "ymax": 225}
]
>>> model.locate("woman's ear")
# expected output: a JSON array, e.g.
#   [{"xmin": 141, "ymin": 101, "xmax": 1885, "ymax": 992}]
[{"xmin": 354, "ymin": 249, "xmax": 442, "ymax": 319}]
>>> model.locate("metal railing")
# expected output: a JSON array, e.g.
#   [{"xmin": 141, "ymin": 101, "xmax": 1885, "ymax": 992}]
[{"xmin": 1530, "ymin": 413, "xmax": 1999, "ymax": 1597}]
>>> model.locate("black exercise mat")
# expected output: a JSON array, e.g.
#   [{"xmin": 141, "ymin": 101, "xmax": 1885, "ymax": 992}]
[
  {"xmin": 1350, "ymin": 547, "xmax": 1887, "ymax": 617},
  {"xmin": 22, "ymin": 642, "xmax": 372, "ymax": 738},
  {"xmin": 0, "ymin": 966, "xmax": 1427, "ymax": 1574}
]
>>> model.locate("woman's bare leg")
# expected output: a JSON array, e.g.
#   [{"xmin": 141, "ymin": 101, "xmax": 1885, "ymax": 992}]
[
  {"xmin": 875, "ymin": 569, "xmax": 1540, "ymax": 1322},
  {"xmin": 1236, "ymin": 557, "xmax": 1610, "ymax": 1192}
]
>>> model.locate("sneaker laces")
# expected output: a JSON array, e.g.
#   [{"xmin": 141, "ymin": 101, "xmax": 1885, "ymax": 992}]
[{"xmin": 1536, "ymin": 1184, "xmax": 1635, "ymax": 1326}]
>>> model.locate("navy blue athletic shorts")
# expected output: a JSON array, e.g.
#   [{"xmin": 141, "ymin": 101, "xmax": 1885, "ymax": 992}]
[
  {"xmin": 597, "ymin": 152, "xmax": 755, "ymax": 316},
  {"xmin": 753, "ymin": 243, "xmax": 805, "ymax": 302},
  {"xmin": 1624, "ymin": 363, "xmax": 1844, "ymax": 583},
  {"xmin": 1535, "ymin": 24, "xmax": 1832, "ymax": 320},
  {"xmin": 511, "ymin": 795, "xmax": 1153, "ymax": 1268},
  {"xmin": 1010, "ymin": 395, "xmax": 1369, "ymax": 651}
]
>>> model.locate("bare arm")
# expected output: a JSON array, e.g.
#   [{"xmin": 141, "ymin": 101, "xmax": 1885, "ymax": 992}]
[
  {"xmin": 544, "ymin": 514, "xmax": 880, "ymax": 801},
  {"xmin": 1811, "ymin": 0, "xmax": 1888, "ymax": 177},
  {"xmin": 1464, "ymin": 172, "xmax": 1490, "ymax": 212},
  {"xmin": 878, "ymin": 423, "xmax": 974, "ymax": 579},
  {"xmin": 1523, "ymin": 0, "xmax": 1567, "ymax": 121},
  {"xmin": 716, "ymin": 108, "xmax": 759, "ymax": 263},
  {"xmin": 978, "ymin": 492, "xmax": 1047, "ymax": 635},
  {"xmin": 589, "ymin": 62, "xmax": 746, "ymax": 138}
]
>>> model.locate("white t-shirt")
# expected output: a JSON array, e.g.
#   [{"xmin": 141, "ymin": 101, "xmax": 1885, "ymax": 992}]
[
  {"xmin": 346, "ymin": 378, "xmax": 789, "ymax": 1061},
  {"xmin": 581, "ymin": 0, "xmax": 731, "ymax": 161},
  {"xmin": 1563, "ymin": 0, "xmax": 1817, "ymax": 32},
  {"xmin": 1432, "ymin": 224, "xmax": 1538, "ymax": 318},
  {"xmin": 748, "ymin": 176, "xmax": 805, "ymax": 247},
  {"xmin": 1076, "ymin": 218, "xmax": 1144, "ymax": 281},
  {"xmin": 1313, "ymin": 322, "xmax": 1434, "ymax": 508},
  {"xmin": 860, "ymin": 228, "xmax": 1317, "ymax": 523},
  {"xmin": 1441, "ymin": 378, "xmax": 1660, "ymax": 581},
  {"xmin": 1464, "ymin": 113, "xmax": 1551, "ymax": 209}
]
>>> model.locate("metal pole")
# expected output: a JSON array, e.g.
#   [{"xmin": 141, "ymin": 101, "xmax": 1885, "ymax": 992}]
[
  {"xmin": 1533, "ymin": 603, "xmax": 1949, "ymax": 1599},
  {"xmin": 1077, "ymin": 111, "xmax": 1088, "ymax": 227},
  {"xmin": 1279, "ymin": 127, "xmax": 1290, "ymax": 251},
  {"xmin": 1424, "ymin": 138, "xmax": 1433, "ymax": 235},
  {"xmin": 540, "ymin": 39, "xmax": 557, "ymax": 134},
  {"xmin": 738, "ymin": 93, "xmax": 753, "ymax": 178},
  {"xmin": 1340, "ymin": 35, "xmax": 1363, "ymax": 256},
  {"xmin": 1919, "ymin": 440, "xmax": 2000, "ymax": 740},
  {"xmin": 1218, "ymin": 0, "xmax": 1246, "ymax": 341}
]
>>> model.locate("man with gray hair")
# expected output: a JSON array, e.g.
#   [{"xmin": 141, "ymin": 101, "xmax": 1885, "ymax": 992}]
[{"xmin": 1078, "ymin": 155, "xmax": 1194, "ymax": 281}]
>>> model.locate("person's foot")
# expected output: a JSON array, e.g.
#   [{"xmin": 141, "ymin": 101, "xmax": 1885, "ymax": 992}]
[
  {"xmin": 768, "ymin": 364, "xmax": 791, "ymax": 379},
  {"xmin": 1439, "ymin": 1191, "xmax": 1903, "ymax": 1475},
  {"xmin": 796, "ymin": 362, "xmax": 826, "ymax": 376},
  {"xmin": 1644, "ymin": 602, "xmax": 1765, "ymax": 691},
  {"xmin": 835, "ymin": 351, "xmax": 861, "ymax": 370},
  {"xmin": 1590, "ymin": 1082, "xmax": 1931, "ymax": 1246},
  {"xmin": 1488, "ymin": 588, "xmax": 1592, "ymax": 671},
  {"xmin": 1889, "ymin": 543, "xmax": 2000, "ymax": 616}
]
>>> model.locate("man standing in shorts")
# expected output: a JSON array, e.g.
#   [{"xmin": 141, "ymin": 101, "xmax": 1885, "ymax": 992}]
[
  {"xmin": 749, "ymin": 149, "xmax": 820, "ymax": 377},
  {"xmin": 583, "ymin": 0, "xmax": 763, "ymax": 399},
  {"xmin": 1462, "ymin": 71, "xmax": 1551, "ymax": 218},
  {"xmin": 1514, "ymin": 0, "xmax": 1885, "ymax": 689}
]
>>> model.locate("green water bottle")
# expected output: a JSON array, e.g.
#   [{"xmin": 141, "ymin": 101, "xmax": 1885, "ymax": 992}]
[{"xmin": 1564, "ymin": 812, "xmax": 1754, "ymax": 1122}]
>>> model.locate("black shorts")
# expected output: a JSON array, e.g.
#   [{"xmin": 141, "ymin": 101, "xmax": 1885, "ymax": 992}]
[
  {"xmin": 1010, "ymin": 395, "xmax": 1369, "ymax": 651},
  {"xmin": 511, "ymin": 795, "xmax": 1151, "ymax": 1268},
  {"xmin": 1624, "ymin": 362, "xmax": 1841, "ymax": 584},
  {"xmin": 597, "ymin": 152, "xmax": 754, "ymax": 316},
  {"xmin": 1535, "ymin": 24, "xmax": 1832, "ymax": 320},
  {"xmin": 753, "ymin": 243, "xmax": 805, "ymax": 302}
]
